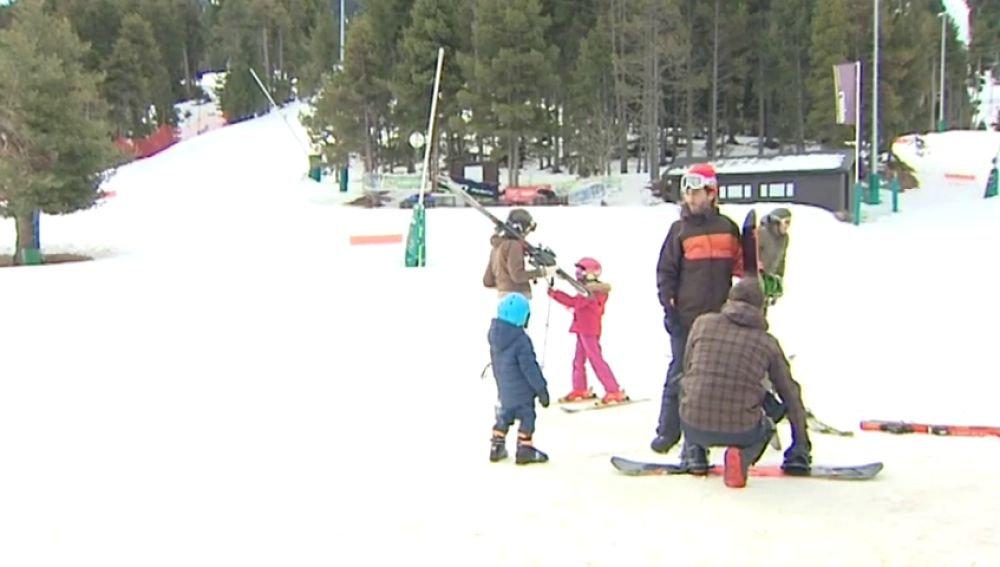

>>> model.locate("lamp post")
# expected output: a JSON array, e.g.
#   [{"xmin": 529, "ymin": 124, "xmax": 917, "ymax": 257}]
[
  {"xmin": 339, "ymin": 0, "xmax": 345, "ymax": 63},
  {"xmin": 869, "ymin": 0, "xmax": 880, "ymax": 205},
  {"xmin": 938, "ymin": 11, "xmax": 947, "ymax": 132}
]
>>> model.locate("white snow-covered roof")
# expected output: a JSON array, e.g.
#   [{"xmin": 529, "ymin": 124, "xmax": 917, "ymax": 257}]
[{"xmin": 667, "ymin": 153, "xmax": 849, "ymax": 175}]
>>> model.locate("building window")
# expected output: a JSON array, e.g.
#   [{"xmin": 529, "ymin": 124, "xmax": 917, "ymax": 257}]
[
  {"xmin": 760, "ymin": 182, "xmax": 795, "ymax": 199},
  {"xmin": 720, "ymin": 184, "xmax": 752, "ymax": 200}
]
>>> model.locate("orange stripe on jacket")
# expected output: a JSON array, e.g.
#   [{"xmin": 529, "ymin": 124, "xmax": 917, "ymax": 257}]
[{"xmin": 682, "ymin": 233, "xmax": 743, "ymax": 277}]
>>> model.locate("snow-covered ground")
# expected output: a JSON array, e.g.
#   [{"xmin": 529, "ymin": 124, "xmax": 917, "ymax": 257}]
[
  {"xmin": 1, "ymin": 105, "xmax": 998, "ymax": 567},
  {"xmin": 893, "ymin": 129, "xmax": 1000, "ymax": 204}
]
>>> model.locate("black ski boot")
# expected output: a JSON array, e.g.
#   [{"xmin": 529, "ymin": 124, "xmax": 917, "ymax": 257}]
[
  {"xmin": 489, "ymin": 431, "xmax": 508, "ymax": 462},
  {"xmin": 650, "ymin": 434, "xmax": 678, "ymax": 455},
  {"xmin": 515, "ymin": 435, "xmax": 548, "ymax": 465},
  {"xmin": 763, "ymin": 391, "xmax": 787, "ymax": 423},
  {"xmin": 680, "ymin": 441, "xmax": 710, "ymax": 475}
]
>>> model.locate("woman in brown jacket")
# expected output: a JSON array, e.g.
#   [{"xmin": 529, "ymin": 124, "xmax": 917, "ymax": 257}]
[{"xmin": 483, "ymin": 208, "xmax": 556, "ymax": 299}]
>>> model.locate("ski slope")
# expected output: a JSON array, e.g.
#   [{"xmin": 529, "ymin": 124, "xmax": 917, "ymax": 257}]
[{"xmin": 1, "ymin": 107, "xmax": 999, "ymax": 567}]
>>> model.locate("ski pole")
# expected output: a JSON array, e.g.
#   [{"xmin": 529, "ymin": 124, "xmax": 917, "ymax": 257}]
[{"xmin": 540, "ymin": 279, "xmax": 553, "ymax": 369}]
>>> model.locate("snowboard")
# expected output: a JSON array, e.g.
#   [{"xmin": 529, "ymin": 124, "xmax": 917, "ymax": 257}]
[
  {"xmin": 860, "ymin": 420, "xmax": 1000, "ymax": 438},
  {"xmin": 439, "ymin": 176, "xmax": 591, "ymax": 296},
  {"xmin": 559, "ymin": 398, "xmax": 651, "ymax": 413},
  {"xmin": 610, "ymin": 456, "xmax": 883, "ymax": 480},
  {"xmin": 741, "ymin": 209, "xmax": 760, "ymax": 280}
]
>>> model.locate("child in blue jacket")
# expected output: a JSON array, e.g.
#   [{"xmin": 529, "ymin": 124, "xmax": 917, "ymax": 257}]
[{"xmin": 488, "ymin": 292, "xmax": 550, "ymax": 465}]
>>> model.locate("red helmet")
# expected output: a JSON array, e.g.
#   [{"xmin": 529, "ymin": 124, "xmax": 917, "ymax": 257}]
[
  {"xmin": 575, "ymin": 257, "xmax": 602, "ymax": 281},
  {"xmin": 681, "ymin": 163, "xmax": 718, "ymax": 195}
]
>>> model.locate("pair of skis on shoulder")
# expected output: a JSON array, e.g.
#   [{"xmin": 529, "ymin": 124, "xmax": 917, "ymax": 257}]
[{"xmin": 439, "ymin": 176, "xmax": 591, "ymax": 297}]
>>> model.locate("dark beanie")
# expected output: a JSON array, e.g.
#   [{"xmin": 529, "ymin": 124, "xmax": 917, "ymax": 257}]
[{"xmin": 729, "ymin": 277, "xmax": 764, "ymax": 308}]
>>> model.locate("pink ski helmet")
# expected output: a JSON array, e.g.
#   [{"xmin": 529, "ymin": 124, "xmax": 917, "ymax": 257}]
[{"xmin": 575, "ymin": 257, "xmax": 602, "ymax": 281}]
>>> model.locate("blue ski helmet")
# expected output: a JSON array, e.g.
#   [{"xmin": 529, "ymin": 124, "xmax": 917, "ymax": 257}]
[{"xmin": 497, "ymin": 292, "xmax": 531, "ymax": 327}]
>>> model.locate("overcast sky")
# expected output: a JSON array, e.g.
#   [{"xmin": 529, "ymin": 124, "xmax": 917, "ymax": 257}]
[{"xmin": 943, "ymin": 0, "xmax": 970, "ymax": 44}]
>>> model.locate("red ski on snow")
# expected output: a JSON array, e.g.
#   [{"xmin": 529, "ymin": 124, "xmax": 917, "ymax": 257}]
[{"xmin": 860, "ymin": 420, "xmax": 1000, "ymax": 438}]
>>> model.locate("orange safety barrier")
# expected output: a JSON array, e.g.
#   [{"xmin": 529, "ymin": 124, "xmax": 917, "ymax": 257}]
[
  {"xmin": 943, "ymin": 173, "xmax": 977, "ymax": 182},
  {"xmin": 113, "ymin": 124, "xmax": 178, "ymax": 160},
  {"xmin": 349, "ymin": 234, "xmax": 404, "ymax": 246}
]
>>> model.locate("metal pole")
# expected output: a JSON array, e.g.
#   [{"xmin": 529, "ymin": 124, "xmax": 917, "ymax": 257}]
[
  {"xmin": 339, "ymin": 0, "xmax": 345, "ymax": 62},
  {"xmin": 869, "ymin": 0, "xmax": 880, "ymax": 204},
  {"xmin": 248, "ymin": 67, "xmax": 311, "ymax": 156},
  {"xmin": 855, "ymin": 61, "xmax": 862, "ymax": 185},
  {"xmin": 939, "ymin": 13, "xmax": 947, "ymax": 130},
  {"xmin": 418, "ymin": 47, "xmax": 446, "ymax": 206}
]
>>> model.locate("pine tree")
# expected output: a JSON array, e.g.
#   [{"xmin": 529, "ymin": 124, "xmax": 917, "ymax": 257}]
[
  {"xmin": 461, "ymin": 0, "xmax": 557, "ymax": 186},
  {"xmin": 392, "ymin": 0, "xmax": 468, "ymax": 170},
  {"xmin": 806, "ymin": 0, "xmax": 853, "ymax": 146},
  {"xmin": 969, "ymin": 0, "xmax": 1000, "ymax": 76},
  {"xmin": 103, "ymin": 13, "xmax": 174, "ymax": 137},
  {"xmin": 215, "ymin": 0, "xmax": 273, "ymax": 122},
  {"xmin": 769, "ymin": 0, "xmax": 813, "ymax": 151},
  {"xmin": 539, "ymin": 0, "xmax": 599, "ymax": 171},
  {"xmin": 0, "ymin": 1, "xmax": 120, "ymax": 262},
  {"xmin": 305, "ymin": 13, "xmax": 395, "ymax": 172},
  {"xmin": 566, "ymin": 14, "xmax": 615, "ymax": 176},
  {"xmin": 299, "ymin": 6, "xmax": 339, "ymax": 97},
  {"xmin": 47, "ymin": 0, "xmax": 125, "ymax": 73}
]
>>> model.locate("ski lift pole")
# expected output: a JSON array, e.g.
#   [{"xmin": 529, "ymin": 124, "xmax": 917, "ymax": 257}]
[
  {"xmin": 418, "ymin": 47, "xmax": 446, "ymax": 207},
  {"xmin": 248, "ymin": 67, "xmax": 311, "ymax": 156}
]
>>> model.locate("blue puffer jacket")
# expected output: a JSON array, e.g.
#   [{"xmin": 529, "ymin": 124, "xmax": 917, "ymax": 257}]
[{"xmin": 488, "ymin": 294, "xmax": 549, "ymax": 408}]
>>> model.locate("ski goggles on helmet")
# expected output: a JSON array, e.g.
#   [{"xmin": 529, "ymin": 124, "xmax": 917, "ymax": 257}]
[{"xmin": 680, "ymin": 173, "xmax": 717, "ymax": 193}]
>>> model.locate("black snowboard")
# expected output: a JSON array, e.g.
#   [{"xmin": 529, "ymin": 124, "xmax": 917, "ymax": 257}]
[
  {"xmin": 610, "ymin": 456, "xmax": 883, "ymax": 481},
  {"xmin": 741, "ymin": 209, "xmax": 759, "ymax": 279}
]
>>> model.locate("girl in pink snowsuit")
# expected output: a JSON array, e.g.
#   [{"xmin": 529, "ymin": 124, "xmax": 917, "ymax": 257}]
[{"xmin": 548, "ymin": 257, "xmax": 628, "ymax": 405}]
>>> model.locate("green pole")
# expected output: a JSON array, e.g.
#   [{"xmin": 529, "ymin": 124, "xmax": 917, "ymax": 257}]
[
  {"xmin": 853, "ymin": 181, "xmax": 863, "ymax": 225},
  {"xmin": 404, "ymin": 202, "xmax": 427, "ymax": 267},
  {"xmin": 339, "ymin": 166, "xmax": 349, "ymax": 193},
  {"xmin": 868, "ymin": 171, "xmax": 881, "ymax": 205},
  {"xmin": 890, "ymin": 175, "xmax": 900, "ymax": 212},
  {"xmin": 308, "ymin": 154, "xmax": 322, "ymax": 182},
  {"xmin": 986, "ymin": 162, "xmax": 998, "ymax": 199}
]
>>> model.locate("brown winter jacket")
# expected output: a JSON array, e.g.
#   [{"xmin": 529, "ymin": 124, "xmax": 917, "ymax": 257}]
[
  {"xmin": 679, "ymin": 279, "xmax": 810, "ymax": 448},
  {"xmin": 483, "ymin": 235, "xmax": 546, "ymax": 298}
]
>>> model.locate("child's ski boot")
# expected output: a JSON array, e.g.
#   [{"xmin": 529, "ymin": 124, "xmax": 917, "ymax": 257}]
[
  {"xmin": 515, "ymin": 435, "xmax": 549, "ymax": 465},
  {"xmin": 559, "ymin": 388, "xmax": 596, "ymax": 403},
  {"xmin": 489, "ymin": 431, "xmax": 508, "ymax": 463},
  {"xmin": 599, "ymin": 390, "xmax": 630, "ymax": 405}
]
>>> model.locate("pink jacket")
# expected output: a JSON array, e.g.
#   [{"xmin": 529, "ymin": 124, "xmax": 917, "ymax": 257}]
[{"xmin": 548, "ymin": 281, "xmax": 612, "ymax": 337}]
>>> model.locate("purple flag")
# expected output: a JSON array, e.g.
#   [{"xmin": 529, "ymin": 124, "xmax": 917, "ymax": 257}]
[{"xmin": 833, "ymin": 62, "xmax": 858, "ymax": 125}]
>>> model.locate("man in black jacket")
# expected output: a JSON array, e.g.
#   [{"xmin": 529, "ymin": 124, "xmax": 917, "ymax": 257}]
[{"xmin": 652, "ymin": 163, "xmax": 743, "ymax": 455}]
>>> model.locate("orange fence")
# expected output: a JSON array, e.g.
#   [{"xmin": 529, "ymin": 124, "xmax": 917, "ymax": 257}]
[
  {"xmin": 349, "ymin": 234, "xmax": 404, "ymax": 246},
  {"xmin": 114, "ymin": 124, "xmax": 179, "ymax": 160}
]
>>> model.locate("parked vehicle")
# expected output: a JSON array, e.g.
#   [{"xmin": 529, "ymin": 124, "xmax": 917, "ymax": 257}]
[{"xmin": 501, "ymin": 184, "xmax": 563, "ymax": 206}]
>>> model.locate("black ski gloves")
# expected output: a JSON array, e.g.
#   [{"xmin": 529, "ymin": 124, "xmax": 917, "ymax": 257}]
[{"xmin": 538, "ymin": 390, "xmax": 550, "ymax": 408}]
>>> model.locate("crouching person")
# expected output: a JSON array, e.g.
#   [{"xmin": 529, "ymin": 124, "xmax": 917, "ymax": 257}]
[
  {"xmin": 488, "ymin": 292, "xmax": 551, "ymax": 465},
  {"xmin": 678, "ymin": 278, "xmax": 812, "ymax": 488}
]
